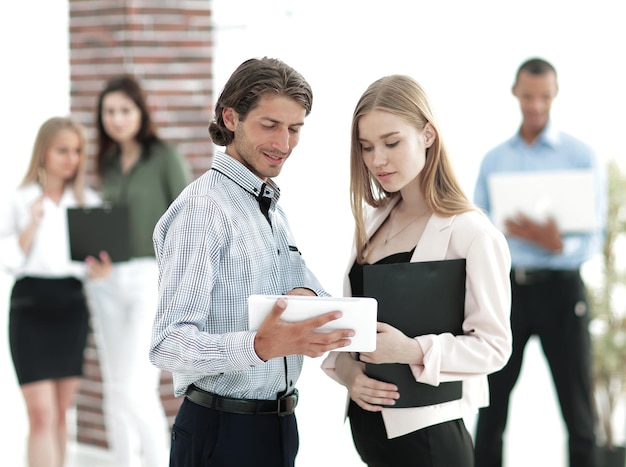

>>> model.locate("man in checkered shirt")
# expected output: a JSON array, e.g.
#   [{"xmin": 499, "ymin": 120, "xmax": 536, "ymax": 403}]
[{"xmin": 149, "ymin": 57, "xmax": 354, "ymax": 467}]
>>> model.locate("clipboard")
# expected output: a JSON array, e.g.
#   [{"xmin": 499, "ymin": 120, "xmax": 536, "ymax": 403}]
[
  {"xmin": 67, "ymin": 205, "xmax": 131, "ymax": 262},
  {"xmin": 248, "ymin": 294, "xmax": 378, "ymax": 352},
  {"xmin": 363, "ymin": 258, "xmax": 466, "ymax": 408}
]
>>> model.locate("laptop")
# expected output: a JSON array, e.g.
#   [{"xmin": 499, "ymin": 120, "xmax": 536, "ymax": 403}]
[{"xmin": 487, "ymin": 169, "xmax": 598, "ymax": 233}]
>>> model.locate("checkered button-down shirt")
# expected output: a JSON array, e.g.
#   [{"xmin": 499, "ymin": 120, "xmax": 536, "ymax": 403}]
[{"xmin": 150, "ymin": 151, "xmax": 327, "ymax": 399}]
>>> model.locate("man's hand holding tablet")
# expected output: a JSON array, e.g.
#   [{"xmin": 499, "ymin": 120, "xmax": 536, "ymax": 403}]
[{"xmin": 249, "ymin": 294, "xmax": 378, "ymax": 357}]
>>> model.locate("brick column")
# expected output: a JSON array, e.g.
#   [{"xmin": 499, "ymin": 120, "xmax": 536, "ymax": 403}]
[{"xmin": 68, "ymin": 0, "xmax": 214, "ymax": 448}]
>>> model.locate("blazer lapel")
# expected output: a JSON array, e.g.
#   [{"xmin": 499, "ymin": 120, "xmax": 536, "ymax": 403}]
[{"xmin": 411, "ymin": 214, "xmax": 456, "ymax": 262}]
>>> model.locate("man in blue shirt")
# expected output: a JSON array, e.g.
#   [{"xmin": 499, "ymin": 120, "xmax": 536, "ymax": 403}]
[{"xmin": 473, "ymin": 58, "xmax": 605, "ymax": 467}]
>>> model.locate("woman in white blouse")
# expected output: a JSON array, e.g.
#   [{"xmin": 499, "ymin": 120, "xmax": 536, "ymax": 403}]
[
  {"xmin": 321, "ymin": 76, "xmax": 512, "ymax": 466},
  {"xmin": 0, "ymin": 117, "xmax": 100, "ymax": 467}
]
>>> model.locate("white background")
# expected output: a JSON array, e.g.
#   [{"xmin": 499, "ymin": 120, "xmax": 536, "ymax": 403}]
[{"xmin": 1, "ymin": 1, "xmax": 625, "ymax": 465}]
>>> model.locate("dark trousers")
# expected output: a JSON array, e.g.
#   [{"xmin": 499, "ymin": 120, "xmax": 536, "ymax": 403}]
[
  {"xmin": 348, "ymin": 400, "xmax": 474, "ymax": 466},
  {"xmin": 474, "ymin": 270, "xmax": 597, "ymax": 467},
  {"xmin": 170, "ymin": 397, "xmax": 299, "ymax": 467}
]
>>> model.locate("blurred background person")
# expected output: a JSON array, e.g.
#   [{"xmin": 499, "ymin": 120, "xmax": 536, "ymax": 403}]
[
  {"xmin": 473, "ymin": 57, "xmax": 606, "ymax": 467},
  {"xmin": 85, "ymin": 75, "xmax": 190, "ymax": 467},
  {"xmin": 0, "ymin": 117, "xmax": 100, "ymax": 467}
]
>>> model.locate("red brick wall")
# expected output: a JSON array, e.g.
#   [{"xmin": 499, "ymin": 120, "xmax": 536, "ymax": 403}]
[{"xmin": 68, "ymin": 0, "xmax": 214, "ymax": 448}]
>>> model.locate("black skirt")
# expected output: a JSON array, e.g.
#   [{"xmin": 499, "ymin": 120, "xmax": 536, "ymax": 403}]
[{"xmin": 9, "ymin": 276, "xmax": 89, "ymax": 385}]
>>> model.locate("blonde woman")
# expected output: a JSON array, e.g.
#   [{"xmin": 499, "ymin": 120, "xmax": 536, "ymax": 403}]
[
  {"xmin": 321, "ymin": 75, "xmax": 512, "ymax": 466},
  {"xmin": 0, "ymin": 117, "xmax": 100, "ymax": 467}
]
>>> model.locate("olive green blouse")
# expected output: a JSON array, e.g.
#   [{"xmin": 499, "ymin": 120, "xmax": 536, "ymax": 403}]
[{"xmin": 100, "ymin": 142, "xmax": 190, "ymax": 258}]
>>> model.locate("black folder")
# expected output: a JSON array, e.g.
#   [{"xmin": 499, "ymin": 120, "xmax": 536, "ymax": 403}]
[
  {"xmin": 363, "ymin": 258, "xmax": 466, "ymax": 408},
  {"xmin": 67, "ymin": 205, "xmax": 131, "ymax": 262}
]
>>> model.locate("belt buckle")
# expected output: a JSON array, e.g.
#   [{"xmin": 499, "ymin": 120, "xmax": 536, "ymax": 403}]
[
  {"xmin": 277, "ymin": 398, "xmax": 288, "ymax": 416},
  {"xmin": 278, "ymin": 390, "xmax": 298, "ymax": 416}
]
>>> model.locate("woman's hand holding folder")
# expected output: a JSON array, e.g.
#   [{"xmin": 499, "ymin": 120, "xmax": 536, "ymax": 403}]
[{"xmin": 358, "ymin": 322, "xmax": 425, "ymax": 365}]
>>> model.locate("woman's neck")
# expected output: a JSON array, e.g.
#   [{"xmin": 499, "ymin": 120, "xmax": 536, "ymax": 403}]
[
  {"xmin": 398, "ymin": 181, "xmax": 428, "ymax": 216},
  {"xmin": 42, "ymin": 177, "xmax": 66, "ymax": 203},
  {"xmin": 520, "ymin": 122, "xmax": 544, "ymax": 145},
  {"xmin": 119, "ymin": 140, "xmax": 142, "ymax": 174}
]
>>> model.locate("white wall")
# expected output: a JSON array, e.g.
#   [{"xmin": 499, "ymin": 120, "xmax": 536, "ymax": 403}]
[{"xmin": 0, "ymin": 2, "xmax": 71, "ymax": 200}]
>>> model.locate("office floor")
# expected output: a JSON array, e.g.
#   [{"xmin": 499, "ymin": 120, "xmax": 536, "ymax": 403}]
[{"xmin": 0, "ymin": 272, "xmax": 568, "ymax": 466}]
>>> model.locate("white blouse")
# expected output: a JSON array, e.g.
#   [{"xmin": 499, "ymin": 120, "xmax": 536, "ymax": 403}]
[{"xmin": 0, "ymin": 182, "xmax": 100, "ymax": 279}]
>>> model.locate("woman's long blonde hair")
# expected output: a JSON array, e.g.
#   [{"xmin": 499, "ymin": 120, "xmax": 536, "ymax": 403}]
[
  {"xmin": 21, "ymin": 117, "xmax": 89, "ymax": 205},
  {"xmin": 350, "ymin": 75, "xmax": 475, "ymax": 261}
]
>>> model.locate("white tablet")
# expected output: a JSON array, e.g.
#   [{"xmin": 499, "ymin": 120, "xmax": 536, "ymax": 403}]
[{"xmin": 248, "ymin": 295, "xmax": 377, "ymax": 352}]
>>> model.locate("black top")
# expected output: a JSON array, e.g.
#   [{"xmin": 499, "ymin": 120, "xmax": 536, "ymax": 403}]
[{"xmin": 349, "ymin": 248, "xmax": 415, "ymax": 296}]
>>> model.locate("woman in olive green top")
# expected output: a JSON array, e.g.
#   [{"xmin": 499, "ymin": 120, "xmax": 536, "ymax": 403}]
[{"xmin": 86, "ymin": 75, "xmax": 189, "ymax": 467}]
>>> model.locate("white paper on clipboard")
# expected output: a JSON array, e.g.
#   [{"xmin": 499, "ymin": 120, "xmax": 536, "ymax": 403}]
[
  {"xmin": 487, "ymin": 169, "xmax": 598, "ymax": 233},
  {"xmin": 247, "ymin": 294, "xmax": 377, "ymax": 352}
]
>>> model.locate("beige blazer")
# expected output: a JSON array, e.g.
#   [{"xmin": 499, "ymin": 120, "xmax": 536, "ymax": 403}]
[{"xmin": 322, "ymin": 200, "xmax": 512, "ymax": 438}]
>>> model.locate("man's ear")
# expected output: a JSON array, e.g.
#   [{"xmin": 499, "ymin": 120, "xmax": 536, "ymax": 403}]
[
  {"xmin": 222, "ymin": 107, "xmax": 238, "ymax": 132},
  {"xmin": 512, "ymin": 83, "xmax": 519, "ymax": 98},
  {"xmin": 424, "ymin": 122, "xmax": 437, "ymax": 148}
]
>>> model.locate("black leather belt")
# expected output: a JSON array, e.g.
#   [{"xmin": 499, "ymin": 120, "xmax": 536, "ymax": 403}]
[
  {"xmin": 186, "ymin": 385, "xmax": 298, "ymax": 416},
  {"xmin": 512, "ymin": 268, "xmax": 579, "ymax": 286}
]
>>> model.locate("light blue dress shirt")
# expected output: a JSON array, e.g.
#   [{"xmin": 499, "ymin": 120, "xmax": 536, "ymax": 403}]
[{"xmin": 473, "ymin": 122, "xmax": 606, "ymax": 270}]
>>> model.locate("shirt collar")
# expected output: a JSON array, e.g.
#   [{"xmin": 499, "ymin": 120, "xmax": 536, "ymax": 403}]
[
  {"xmin": 512, "ymin": 120, "xmax": 560, "ymax": 149},
  {"xmin": 211, "ymin": 150, "xmax": 281, "ymax": 202}
]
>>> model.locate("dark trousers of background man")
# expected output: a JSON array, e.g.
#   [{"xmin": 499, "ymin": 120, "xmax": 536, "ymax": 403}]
[
  {"xmin": 474, "ymin": 270, "xmax": 597, "ymax": 467},
  {"xmin": 170, "ymin": 397, "xmax": 299, "ymax": 467}
]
